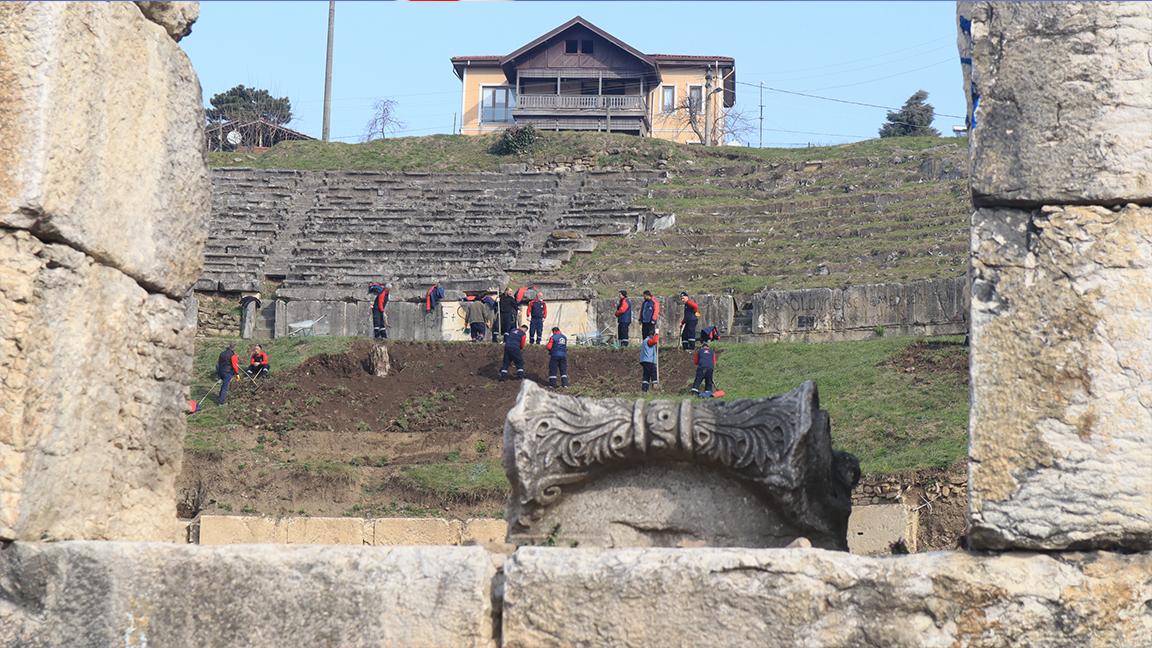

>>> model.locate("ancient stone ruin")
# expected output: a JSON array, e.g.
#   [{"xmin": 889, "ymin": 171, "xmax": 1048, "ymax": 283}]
[
  {"xmin": 504, "ymin": 381, "xmax": 858, "ymax": 549},
  {"xmin": 1, "ymin": 2, "xmax": 1150, "ymax": 647}
]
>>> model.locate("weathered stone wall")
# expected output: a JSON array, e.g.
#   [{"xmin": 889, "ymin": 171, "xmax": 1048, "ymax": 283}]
[
  {"xmin": 752, "ymin": 276, "xmax": 969, "ymax": 341},
  {"xmin": 503, "ymin": 548, "xmax": 1152, "ymax": 647},
  {"xmin": 963, "ymin": 2, "xmax": 1152, "ymax": 551},
  {"xmin": 194, "ymin": 515, "xmax": 507, "ymax": 546},
  {"xmin": 0, "ymin": 2, "xmax": 207, "ymax": 541},
  {"xmin": 0, "ymin": 542, "xmax": 498, "ymax": 648}
]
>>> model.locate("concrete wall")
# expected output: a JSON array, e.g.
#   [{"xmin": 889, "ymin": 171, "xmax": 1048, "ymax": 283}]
[{"xmin": 752, "ymin": 276, "xmax": 968, "ymax": 341}]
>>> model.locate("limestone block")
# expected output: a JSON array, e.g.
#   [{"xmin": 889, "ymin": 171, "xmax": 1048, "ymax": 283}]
[
  {"xmin": 847, "ymin": 504, "xmax": 917, "ymax": 555},
  {"xmin": 462, "ymin": 518, "xmax": 508, "ymax": 545},
  {"xmin": 753, "ymin": 287, "xmax": 836, "ymax": 335},
  {"xmin": 134, "ymin": 1, "xmax": 199, "ymax": 41},
  {"xmin": 0, "ymin": 541, "xmax": 496, "ymax": 648},
  {"xmin": 0, "ymin": 229, "xmax": 192, "ymax": 541},
  {"xmin": 197, "ymin": 515, "xmax": 287, "ymax": 545},
  {"xmin": 503, "ymin": 381, "xmax": 859, "ymax": 549},
  {"xmin": 503, "ymin": 547, "xmax": 1152, "ymax": 648},
  {"xmin": 963, "ymin": 2, "xmax": 1152, "ymax": 205},
  {"xmin": 0, "ymin": 1, "xmax": 208, "ymax": 297},
  {"xmin": 970, "ymin": 205, "xmax": 1152, "ymax": 550},
  {"xmin": 372, "ymin": 518, "xmax": 463, "ymax": 545},
  {"xmin": 284, "ymin": 517, "xmax": 369, "ymax": 545}
]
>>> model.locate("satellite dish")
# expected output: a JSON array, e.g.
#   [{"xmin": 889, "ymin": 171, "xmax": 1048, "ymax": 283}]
[{"xmin": 226, "ymin": 130, "xmax": 242, "ymax": 146}]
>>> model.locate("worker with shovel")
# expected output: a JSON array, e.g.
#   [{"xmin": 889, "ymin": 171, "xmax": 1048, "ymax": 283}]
[
  {"xmin": 215, "ymin": 343, "xmax": 241, "ymax": 405},
  {"xmin": 639, "ymin": 331, "xmax": 659, "ymax": 392},
  {"xmin": 690, "ymin": 340, "xmax": 717, "ymax": 398},
  {"xmin": 500, "ymin": 324, "xmax": 529, "ymax": 381}
]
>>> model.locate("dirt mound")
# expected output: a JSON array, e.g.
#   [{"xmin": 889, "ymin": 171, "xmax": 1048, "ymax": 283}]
[
  {"xmin": 180, "ymin": 341, "xmax": 701, "ymax": 519},
  {"xmin": 885, "ymin": 339, "xmax": 968, "ymax": 384}
]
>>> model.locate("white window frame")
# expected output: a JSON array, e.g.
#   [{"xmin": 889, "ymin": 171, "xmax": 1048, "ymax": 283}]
[
  {"xmin": 660, "ymin": 85, "xmax": 676, "ymax": 113},
  {"xmin": 480, "ymin": 85, "xmax": 516, "ymax": 123},
  {"xmin": 688, "ymin": 84, "xmax": 703, "ymax": 113}
]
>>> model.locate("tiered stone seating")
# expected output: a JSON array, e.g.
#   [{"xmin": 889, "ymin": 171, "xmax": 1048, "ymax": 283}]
[{"xmin": 202, "ymin": 169, "xmax": 666, "ymax": 294}]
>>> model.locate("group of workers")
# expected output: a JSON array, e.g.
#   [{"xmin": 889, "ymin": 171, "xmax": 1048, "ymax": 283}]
[
  {"xmin": 440, "ymin": 282, "xmax": 720, "ymax": 396},
  {"xmin": 211, "ymin": 343, "xmax": 270, "ymax": 406}
]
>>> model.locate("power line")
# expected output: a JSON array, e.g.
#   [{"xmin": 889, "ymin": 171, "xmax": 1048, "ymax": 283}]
[
  {"xmin": 740, "ymin": 36, "xmax": 951, "ymax": 77},
  {"xmin": 735, "ymin": 81, "xmax": 963, "ymax": 119},
  {"xmin": 808, "ymin": 57, "xmax": 956, "ymax": 92},
  {"xmin": 747, "ymin": 44, "xmax": 954, "ymax": 83}
]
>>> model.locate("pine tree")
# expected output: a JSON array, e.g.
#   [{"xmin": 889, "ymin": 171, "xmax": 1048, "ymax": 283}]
[
  {"xmin": 206, "ymin": 85, "xmax": 293, "ymax": 125},
  {"xmin": 878, "ymin": 90, "xmax": 939, "ymax": 138}
]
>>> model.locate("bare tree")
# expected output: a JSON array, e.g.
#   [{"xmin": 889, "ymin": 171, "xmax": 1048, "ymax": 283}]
[
  {"xmin": 362, "ymin": 99, "xmax": 404, "ymax": 142},
  {"xmin": 667, "ymin": 95, "xmax": 747, "ymax": 145}
]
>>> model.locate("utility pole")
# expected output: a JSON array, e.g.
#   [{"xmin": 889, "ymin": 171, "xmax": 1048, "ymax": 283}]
[
  {"xmin": 321, "ymin": 0, "xmax": 335, "ymax": 142},
  {"xmin": 703, "ymin": 66, "xmax": 713, "ymax": 146},
  {"xmin": 758, "ymin": 82, "xmax": 764, "ymax": 148}
]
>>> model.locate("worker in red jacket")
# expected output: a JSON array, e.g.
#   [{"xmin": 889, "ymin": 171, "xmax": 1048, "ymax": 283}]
[
  {"xmin": 215, "ymin": 343, "xmax": 241, "ymax": 404},
  {"xmin": 247, "ymin": 345, "xmax": 270, "ymax": 378},
  {"xmin": 691, "ymin": 341, "xmax": 716, "ymax": 397},
  {"xmin": 615, "ymin": 290, "xmax": 632, "ymax": 347},
  {"xmin": 425, "ymin": 281, "xmax": 445, "ymax": 314},
  {"xmin": 546, "ymin": 326, "xmax": 569, "ymax": 388},
  {"xmin": 679, "ymin": 292, "xmax": 701, "ymax": 351},
  {"xmin": 639, "ymin": 290, "xmax": 661, "ymax": 339},
  {"xmin": 500, "ymin": 324, "xmax": 529, "ymax": 381},
  {"xmin": 528, "ymin": 291, "xmax": 548, "ymax": 345},
  {"xmin": 369, "ymin": 282, "xmax": 390, "ymax": 339}
]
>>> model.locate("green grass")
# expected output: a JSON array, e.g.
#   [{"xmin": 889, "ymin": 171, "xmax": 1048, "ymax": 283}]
[
  {"xmin": 397, "ymin": 460, "xmax": 508, "ymax": 502},
  {"xmin": 209, "ymin": 131, "xmax": 963, "ymax": 173},
  {"xmin": 702, "ymin": 337, "xmax": 967, "ymax": 474}
]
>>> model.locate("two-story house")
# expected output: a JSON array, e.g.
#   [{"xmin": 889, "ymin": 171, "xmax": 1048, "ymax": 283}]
[{"xmin": 452, "ymin": 17, "xmax": 735, "ymax": 144}]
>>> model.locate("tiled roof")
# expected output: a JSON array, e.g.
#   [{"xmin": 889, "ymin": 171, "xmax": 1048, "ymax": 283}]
[{"xmin": 649, "ymin": 54, "xmax": 735, "ymax": 62}]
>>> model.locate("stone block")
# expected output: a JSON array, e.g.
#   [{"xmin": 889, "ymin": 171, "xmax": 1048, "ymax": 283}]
[
  {"xmin": 134, "ymin": 1, "xmax": 199, "ymax": 41},
  {"xmin": 970, "ymin": 205, "xmax": 1152, "ymax": 550},
  {"xmin": 502, "ymin": 547, "xmax": 1152, "ymax": 648},
  {"xmin": 963, "ymin": 2, "xmax": 1152, "ymax": 206},
  {"xmin": 847, "ymin": 504, "xmax": 916, "ymax": 555},
  {"xmin": 372, "ymin": 518, "xmax": 463, "ymax": 545},
  {"xmin": 0, "ymin": 229, "xmax": 192, "ymax": 541},
  {"xmin": 0, "ymin": 2, "xmax": 209, "ymax": 297},
  {"xmin": 503, "ymin": 381, "xmax": 859, "ymax": 549},
  {"xmin": 0, "ymin": 541, "xmax": 496, "ymax": 648},
  {"xmin": 197, "ymin": 515, "xmax": 286, "ymax": 545},
  {"xmin": 462, "ymin": 518, "xmax": 508, "ymax": 545},
  {"xmin": 284, "ymin": 517, "xmax": 369, "ymax": 545}
]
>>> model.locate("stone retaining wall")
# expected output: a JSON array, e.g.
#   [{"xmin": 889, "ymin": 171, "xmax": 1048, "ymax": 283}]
[{"xmin": 752, "ymin": 276, "xmax": 969, "ymax": 341}]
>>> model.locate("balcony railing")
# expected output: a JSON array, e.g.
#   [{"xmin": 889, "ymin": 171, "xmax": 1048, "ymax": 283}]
[{"xmin": 516, "ymin": 95, "xmax": 644, "ymax": 111}]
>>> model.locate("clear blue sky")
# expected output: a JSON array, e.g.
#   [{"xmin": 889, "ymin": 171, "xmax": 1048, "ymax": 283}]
[{"xmin": 182, "ymin": 1, "xmax": 965, "ymax": 147}]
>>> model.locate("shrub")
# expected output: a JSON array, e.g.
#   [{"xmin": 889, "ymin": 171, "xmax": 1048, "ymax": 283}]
[{"xmin": 491, "ymin": 124, "xmax": 540, "ymax": 156}]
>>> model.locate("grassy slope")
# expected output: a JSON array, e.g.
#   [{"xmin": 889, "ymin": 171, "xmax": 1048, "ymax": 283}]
[
  {"xmin": 189, "ymin": 336, "xmax": 967, "ymax": 481},
  {"xmin": 211, "ymin": 133, "xmax": 969, "ymax": 297}
]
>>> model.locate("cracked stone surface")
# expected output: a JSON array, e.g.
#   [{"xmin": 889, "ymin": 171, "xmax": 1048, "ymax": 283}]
[
  {"xmin": 0, "ymin": 1, "xmax": 208, "ymax": 297},
  {"xmin": 961, "ymin": 2, "xmax": 1152, "ymax": 206},
  {"xmin": 0, "ymin": 229, "xmax": 194, "ymax": 541},
  {"xmin": 969, "ymin": 205, "xmax": 1152, "ymax": 550},
  {"xmin": 0, "ymin": 542, "xmax": 497, "ymax": 648},
  {"xmin": 503, "ymin": 547, "xmax": 1152, "ymax": 648}
]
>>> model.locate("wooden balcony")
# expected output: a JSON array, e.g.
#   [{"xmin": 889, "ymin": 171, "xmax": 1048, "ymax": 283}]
[{"xmin": 515, "ymin": 94, "xmax": 645, "ymax": 112}]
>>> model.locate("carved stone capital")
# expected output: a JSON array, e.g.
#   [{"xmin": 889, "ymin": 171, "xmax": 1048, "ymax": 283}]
[{"xmin": 503, "ymin": 381, "xmax": 858, "ymax": 549}]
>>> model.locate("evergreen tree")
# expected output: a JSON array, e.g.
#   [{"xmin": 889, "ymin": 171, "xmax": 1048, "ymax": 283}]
[
  {"xmin": 206, "ymin": 85, "xmax": 293, "ymax": 125},
  {"xmin": 878, "ymin": 90, "xmax": 939, "ymax": 138}
]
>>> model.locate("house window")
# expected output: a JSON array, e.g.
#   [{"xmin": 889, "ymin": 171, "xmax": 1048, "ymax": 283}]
[
  {"xmin": 688, "ymin": 85, "xmax": 703, "ymax": 113},
  {"xmin": 661, "ymin": 86, "xmax": 676, "ymax": 113},
  {"xmin": 581, "ymin": 39, "xmax": 594, "ymax": 54},
  {"xmin": 481, "ymin": 86, "xmax": 515, "ymax": 123},
  {"xmin": 565, "ymin": 40, "xmax": 579, "ymax": 54}
]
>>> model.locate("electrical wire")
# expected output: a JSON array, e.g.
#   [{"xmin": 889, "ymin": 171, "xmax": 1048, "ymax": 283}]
[{"xmin": 735, "ymin": 81, "xmax": 964, "ymax": 119}]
